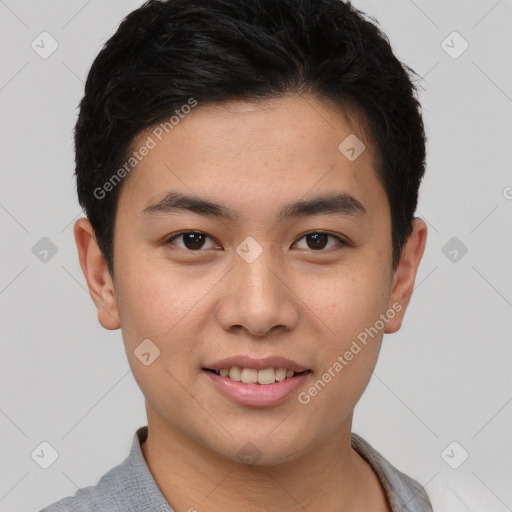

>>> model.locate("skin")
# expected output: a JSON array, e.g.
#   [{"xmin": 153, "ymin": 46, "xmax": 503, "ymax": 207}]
[{"xmin": 75, "ymin": 94, "xmax": 427, "ymax": 512}]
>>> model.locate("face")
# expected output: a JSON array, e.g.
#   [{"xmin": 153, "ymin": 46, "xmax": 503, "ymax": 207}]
[{"xmin": 79, "ymin": 94, "xmax": 425, "ymax": 465}]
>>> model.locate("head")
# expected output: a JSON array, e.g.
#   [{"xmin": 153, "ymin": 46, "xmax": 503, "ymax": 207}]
[{"xmin": 74, "ymin": 0, "xmax": 427, "ymax": 464}]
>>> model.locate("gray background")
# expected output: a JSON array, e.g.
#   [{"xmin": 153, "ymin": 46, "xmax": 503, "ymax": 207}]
[{"xmin": 0, "ymin": 0, "xmax": 511, "ymax": 510}]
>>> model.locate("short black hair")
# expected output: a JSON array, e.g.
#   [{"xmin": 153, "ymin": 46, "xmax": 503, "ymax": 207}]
[{"xmin": 75, "ymin": 0, "xmax": 426, "ymax": 277}]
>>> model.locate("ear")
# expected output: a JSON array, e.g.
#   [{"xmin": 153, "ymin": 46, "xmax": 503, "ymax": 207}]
[
  {"xmin": 74, "ymin": 217, "xmax": 121, "ymax": 330},
  {"xmin": 385, "ymin": 218, "xmax": 427, "ymax": 334}
]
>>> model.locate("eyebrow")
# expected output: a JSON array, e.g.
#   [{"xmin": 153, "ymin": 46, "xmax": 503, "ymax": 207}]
[{"xmin": 141, "ymin": 191, "xmax": 367, "ymax": 222}]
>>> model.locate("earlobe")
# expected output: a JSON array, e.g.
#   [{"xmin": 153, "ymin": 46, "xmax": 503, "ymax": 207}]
[
  {"xmin": 385, "ymin": 218, "xmax": 427, "ymax": 334},
  {"xmin": 74, "ymin": 217, "xmax": 121, "ymax": 330}
]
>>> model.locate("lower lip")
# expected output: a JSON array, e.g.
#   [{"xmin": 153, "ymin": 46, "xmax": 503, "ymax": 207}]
[{"xmin": 203, "ymin": 370, "xmax": 311, "ymax": 407}]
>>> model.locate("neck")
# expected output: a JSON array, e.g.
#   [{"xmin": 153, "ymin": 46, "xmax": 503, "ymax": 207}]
[{"xmin": 140, "ymin": 405, "xmax": 389, "ymax": 512}]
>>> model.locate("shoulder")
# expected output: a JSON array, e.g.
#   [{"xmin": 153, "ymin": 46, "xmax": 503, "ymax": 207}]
[
  {"xmin": 38, "ymin": 426, "xmax": 174, "ymax": 512},
  {"xmin": 38, "ymin": 456, "xmax": 131, "ymax": 512}
]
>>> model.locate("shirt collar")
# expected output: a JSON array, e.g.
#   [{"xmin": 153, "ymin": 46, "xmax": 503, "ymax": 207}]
[{"xmin": 351, "ymin": 432, "xmax": 433, "ymax": 511}]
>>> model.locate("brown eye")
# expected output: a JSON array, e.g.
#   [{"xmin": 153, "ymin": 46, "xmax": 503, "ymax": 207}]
[
  {"xmin": 166, "ymin": 232, "xmax": 218, "ymax": 251},
  {"xmin": 294, "ymin": 232, "xmax": 344, "ymax": 251}
]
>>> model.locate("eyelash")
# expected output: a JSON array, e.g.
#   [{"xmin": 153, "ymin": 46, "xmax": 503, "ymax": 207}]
[{"xmin": 163, "ymin": 230, "xmax": 347, "ymax": 252}]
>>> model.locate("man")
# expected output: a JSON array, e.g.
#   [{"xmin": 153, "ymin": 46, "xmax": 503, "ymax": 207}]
[{"xmin": 41, "ymin": 0, "xmax": 431, "ymax": 510}]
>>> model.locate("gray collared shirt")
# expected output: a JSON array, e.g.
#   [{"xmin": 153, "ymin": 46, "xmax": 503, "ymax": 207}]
[{"xmin": 39, "ymin": 426, "xmax": 433, "ymax": 512}]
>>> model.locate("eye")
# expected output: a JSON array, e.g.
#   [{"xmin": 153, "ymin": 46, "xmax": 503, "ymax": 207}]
[
  {"xmin": 164, "ymin": 230, "xmax": 346, "ymax": 252},
  {"xmin": 294, "ymin": 232, "xmax": 345, "ymax": 251},
  {"xmin": 165, "ymin": 231, "xmax": 220, "ymax": 251}
]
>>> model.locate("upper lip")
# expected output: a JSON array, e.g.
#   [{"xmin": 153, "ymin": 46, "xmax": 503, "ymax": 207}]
[{"xmin": 204, "ymin": 356, "xmax": 310, "ymax": 373}]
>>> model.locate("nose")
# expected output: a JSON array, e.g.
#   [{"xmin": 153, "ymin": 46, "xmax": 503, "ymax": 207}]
[{"xmin": 215, "ymin": 246, "xmax": 300, "ymax": 339}]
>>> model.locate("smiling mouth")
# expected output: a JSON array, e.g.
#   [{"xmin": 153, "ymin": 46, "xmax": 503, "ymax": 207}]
[{"xmin": 203, "ymin": 367, "xmax": 311, "ymax": 385}]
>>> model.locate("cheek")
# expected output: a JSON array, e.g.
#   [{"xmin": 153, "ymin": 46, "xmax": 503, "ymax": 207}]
[
  {"xmin": 113, "ymin": 250, "xmax": 195, "ymax": 348},
  {"xmin": 114, "ymin": 262, "xmax": 204, "ymax": 405},
  {"xmin": 113, "ymin": 249, "xmax": 223, "ymax": 379},
  {"xmin": 306, "ymin": 265, "xmax": 390, "ymax": 342},
  {"xmin": 297, "ymin": 273, "xmax": 388, "ymax": 431}
]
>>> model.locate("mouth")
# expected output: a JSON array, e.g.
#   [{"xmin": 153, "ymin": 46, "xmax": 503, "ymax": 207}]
[
  {"xmin": 202, "ymin": 360, "xmax": 312, "ymax": 407},
  {"xmin": 203, "ymin": 367, "xmax": 311, "ymax": 385}
]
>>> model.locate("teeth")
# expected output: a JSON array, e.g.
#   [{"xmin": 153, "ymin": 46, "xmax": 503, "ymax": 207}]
[
  {"xmin": 216, "ymin": 367, "xmax": 300, "ymax": 385},
  {"xmin": 275, "ymin": 368, "xmax": 287, "ymax": 381},
  {"xmin": 229, "ymin": 367, "xmax": 242, "ymax": 381},
  {"xmin": 241, "ymin": 368, "xmax": 258, "ymax": 384},
  {"xmin": 257, "ymin": 368, "xmax": 275, "ymax": 385}
]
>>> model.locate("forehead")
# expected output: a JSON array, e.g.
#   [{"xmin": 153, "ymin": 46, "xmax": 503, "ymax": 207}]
[{"xmin": 118, "ymin": 94, "xmax": 386, "ymax": 223}]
